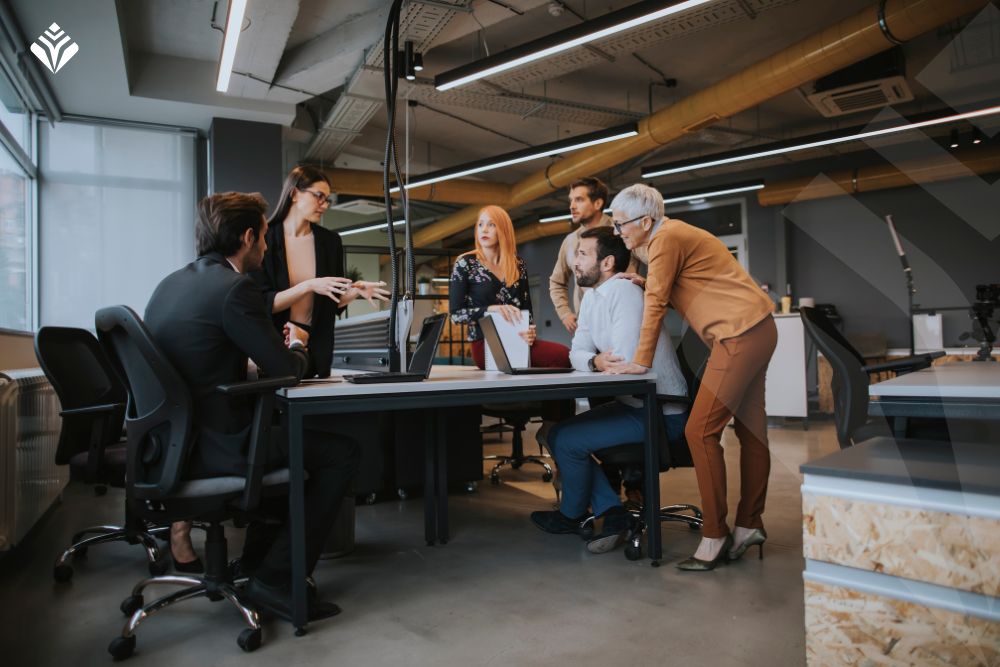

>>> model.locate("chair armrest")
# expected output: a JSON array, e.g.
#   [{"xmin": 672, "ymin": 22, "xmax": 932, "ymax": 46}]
[
  {"xmin": 656, "ymin": 394, "xmax": 691, "ymax": 406},
  {"xmin": 863, "ymin": 351, "xmax": 945, "ymax": 375},
  {"xmin": 216, "ymin": 376, "xmax": 298, "ymax": 396},
  {"xmin": 59, "ymin": 402, "xmax": 125, "ymax": 418}
]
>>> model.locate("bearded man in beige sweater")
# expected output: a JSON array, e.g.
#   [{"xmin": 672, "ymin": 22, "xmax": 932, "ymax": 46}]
[{"xmin": 548, "ymin": 177, "xmax": 636, "ymax": 333}]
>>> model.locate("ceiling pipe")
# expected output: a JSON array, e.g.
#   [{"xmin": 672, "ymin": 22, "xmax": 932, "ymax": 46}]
[
  {"xmin": 324, "ymin": 167, "xmax": 513, "ymax": 205},
  {"xmin": 410, "ymin": 0, "xmax": 990, "ymax": 248},
  {"xmin": 757, "ymin": 144, "xmax": 1000, "ymax": 206}
]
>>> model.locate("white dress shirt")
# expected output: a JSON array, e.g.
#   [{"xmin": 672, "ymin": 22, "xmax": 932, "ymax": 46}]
[{"xmin": 570, "ymin": 274, "xmax": 687, "ymax": 415}]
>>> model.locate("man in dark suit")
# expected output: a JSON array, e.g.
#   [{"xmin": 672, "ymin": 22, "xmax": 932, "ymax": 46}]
[{"xmin": 144, "ymin": 191, "xmax": 358, "ymax": 621}]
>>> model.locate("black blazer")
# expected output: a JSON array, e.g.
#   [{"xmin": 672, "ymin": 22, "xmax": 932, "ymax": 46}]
[
  {"xmin": 144, "ymin": 252, "xmax": 310, "ymax": 478},
  {"xmin": 251, "ymin": 221, "xmax": 345, "ymax": 378}
]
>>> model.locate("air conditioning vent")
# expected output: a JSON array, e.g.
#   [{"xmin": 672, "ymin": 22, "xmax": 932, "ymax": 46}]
[
  {"xmin": 328, "ymin": 199, "xmax": 386, "ymax": 216},
  {"xmin": 805, "ymin": 76, "xmax": 914, "ymax": 117}
]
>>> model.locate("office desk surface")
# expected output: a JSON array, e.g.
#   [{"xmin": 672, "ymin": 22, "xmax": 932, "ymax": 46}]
[
  {"xmin": 280, "ymin": 365, "xmax": 658, "ymax": 399},
  {"xmin": 869, "ymin": 362, "xmax": 1000, "ymax": 399}
]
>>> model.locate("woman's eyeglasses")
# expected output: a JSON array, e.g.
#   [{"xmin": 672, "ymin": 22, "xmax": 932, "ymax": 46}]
[
  {"xmin": 613, "ymin": 215, "xmax": 646, "ymax": 234},
  {"xmin": 298, "ymin": 188, "xmax": 334, "ymax": 206}
]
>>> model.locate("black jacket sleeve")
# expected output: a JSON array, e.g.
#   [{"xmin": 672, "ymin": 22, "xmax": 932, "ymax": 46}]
[{"xmin": 222, "ymin": 278, "xmax": 310, "ymax": 380}]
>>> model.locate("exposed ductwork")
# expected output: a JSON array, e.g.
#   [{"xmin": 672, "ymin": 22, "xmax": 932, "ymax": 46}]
[
  {"xmin": 757, "ymin": 144, "xmax": 1000, "ymax": 206},
  {"xmin": 411, "ymin": 0, "xmax": 991, "ymax": 248}
]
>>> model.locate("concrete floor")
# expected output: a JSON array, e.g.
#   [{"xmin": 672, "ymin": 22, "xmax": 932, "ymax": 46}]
[{"xmin": 0, "ymin": 419, "xmax": 840, "ymax": 666}]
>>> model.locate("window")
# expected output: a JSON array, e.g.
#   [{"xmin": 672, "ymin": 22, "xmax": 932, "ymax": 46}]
[
  {"xmin": 667, "ymin": 198, "xmax": 748, "ymax": 270},
  {"xmin": 39, "ymin": 121, "xmax": 197, "ymax": 329},
  {"xmin": 0, "ymin": 148, "xmax": 29, "ymax": 330}
]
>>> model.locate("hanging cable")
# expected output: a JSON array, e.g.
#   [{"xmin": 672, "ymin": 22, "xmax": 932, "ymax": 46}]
[{"xmin": 383, "ymin": 0, "xmax": 405, "ymax": 370}]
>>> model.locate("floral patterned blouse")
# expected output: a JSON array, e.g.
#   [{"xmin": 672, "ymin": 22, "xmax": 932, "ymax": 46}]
[{"xmin": 449, "ymin": 254, "xmax": 532, "ymax": 341}]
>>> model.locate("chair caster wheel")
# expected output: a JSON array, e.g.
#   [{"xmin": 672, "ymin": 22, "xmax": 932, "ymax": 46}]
[
  {"xmin": 148, "ymin": 557, "xmax": 169, "ymax": 577},
  {"xmin": 108, "ymin": 635, "xmax": 136, "ymax": 661},
  {"xmin": 397, "ymin": 488, "xmax": 408, "ymax": 501},
  {"xmin": 364, "ymin": 493, "xmax": 377, "ymax": 505},
  {"xmin": 53, "ymin": 563, "xmax": 73, "ymax": 582},
  {"xmin": 541, "ymin": 472, "xmax": 553, "ymax": 483},
  {"xmin": 294, "ymin": 627, "xmax": 308, "ymax": 637},
  {"xmin": 237, "ymin": 628, "xmax": 262, "ymax": 652},
  {"xmin": 94, "ymin": 485, "xmax": 108, "ymax": 496},
  {"xmin": 463, "ymin": 482, "xmax": 477, "ymax": 493},
  {"xmin": 624, "ymin": 544, "xmax": 642, "ymax": 561},
  {"xmin": 489, "ymin": 475, "xmax": 500, "ymax": 485},
  {"xmin": 120, "ymin": 595, "xmax": 143, "ymax": 616},
  {"xmin": 688, "ymin": 523, "xmax": 700, "ymax": 530},
  {"xmin": 651, "ymin": 560, "xmax": 660, "ymax": 568}
]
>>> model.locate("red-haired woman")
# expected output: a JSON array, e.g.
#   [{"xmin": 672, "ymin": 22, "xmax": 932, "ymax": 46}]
[{"xmin": 449, "ymin": 205, "xmax": 570, "ymax": 370}]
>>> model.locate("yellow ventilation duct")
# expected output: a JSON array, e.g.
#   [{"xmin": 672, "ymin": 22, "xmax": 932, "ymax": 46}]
[{"xmin": 410, "ymin": 0, "xmax": 988, "ymax": 248}]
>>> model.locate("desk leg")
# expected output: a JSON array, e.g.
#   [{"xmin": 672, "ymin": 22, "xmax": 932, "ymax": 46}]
[
  {"xmin": 424, "ymin": 411, "xmax": 436, "ymax": 546},
  {"xmin": 643, "ymin": 386, "xmax": 662, "ymax": 566},
  {"xmin": 287, "ymin": 407, "xmax": 309, "ymax": 635},
  {"xmin": 436, "ymin": 409, "xmax": 449, "ymax": 544},
  {"xmin": 893, "ymin": 416, "xmax": 908, "ymax": 439}
]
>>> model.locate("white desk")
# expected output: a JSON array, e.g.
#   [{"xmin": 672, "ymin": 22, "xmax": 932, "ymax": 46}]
[
  {"xmin": 868, "ymin": 362, "xmax": 1000, "ymax": 436},
  {"xmin": 869, "ymin": 362, "xmax": 1000, "ymax": 399},
  {"xmin": 276, "ymin": 366, "xmax": 660, "ymax": 634}
]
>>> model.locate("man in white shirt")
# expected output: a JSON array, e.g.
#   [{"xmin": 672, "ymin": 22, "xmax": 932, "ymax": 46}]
[{"xmin": 531, "ymin": 227, "xmax": 688, "ymax": 554}]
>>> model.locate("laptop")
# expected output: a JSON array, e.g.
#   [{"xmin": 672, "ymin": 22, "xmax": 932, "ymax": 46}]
[
  {"xmin": 344, "ymin": 313, "xmax": 447, "ymax": 384},
  {"xmin": 479, "ymin": 315, "xmax": 573, "ymax": 375}
]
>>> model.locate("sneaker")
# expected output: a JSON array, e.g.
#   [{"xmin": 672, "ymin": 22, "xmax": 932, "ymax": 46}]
[
  {"xmin": 586, "ymin": 507, "xmax": 629, "ymax": 554},
  {"xmin": 530, "ymin": 510, "xmax": 586, "ymax": 535}
]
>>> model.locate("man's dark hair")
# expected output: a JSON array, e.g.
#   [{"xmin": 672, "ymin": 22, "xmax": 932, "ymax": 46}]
[
  {"xmin": 195, "ymin": 192, "xmax": 269, "ymax": 256},
  {"xmin": 580, "ymin": 226, "xmax": 629, "ymax": 273},
  {"xmin": 569, "ymin": 177, "xmax": 609, "ymax": 210}
]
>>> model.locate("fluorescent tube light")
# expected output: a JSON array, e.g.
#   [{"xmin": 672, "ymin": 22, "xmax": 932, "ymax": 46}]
[
  {"xmin": 390, "ymin": 124, "xmax": 637, "ymax": 193},
  {"xmin": 538, "ymin": 207, "xmax": 612, "ymax": 223},
  {"xmin": 216, "ymin": 0, "xmax": 248, "ymax": 93},
  {"xmin": 661, "ymin": 181, "xmax": 764, "ymax": 205},
  {"xmin": 642, "ymin": 103, "xmax": 1000, "ymax": 178},
  {"xmin": 339, "ymin": 220, "xmax": 407, "ymax": 236},
  {"xmin": 435, "ymin": 1, "xmax": 713, "ymax": 91}
]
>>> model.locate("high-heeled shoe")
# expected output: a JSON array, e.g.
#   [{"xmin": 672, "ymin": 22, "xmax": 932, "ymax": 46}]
[
  {"xmin": 676, "ymin": 535, "xmax": 733, "ymax": 571},
  {"xmin": 729, "ymin": 528, "xmax": 766, "ymax": 561}
]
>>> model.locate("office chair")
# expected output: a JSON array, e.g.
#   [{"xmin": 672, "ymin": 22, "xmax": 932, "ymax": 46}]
[
  {"xmin": 800, "ymin": 307, "xmax": 945, "ymax": 447},
  {"xmin": 481, "ymin": 403, "xmax": 554, "ymax": 484},
  {"xmin": 799, "ymin": 307, "xmax": 944, "ymax": 380},
  {"xmin": 34, "ymin": 326, "xmax": 169, "ymax": 582},
  {"xmin": 585, "ymin": 327, "xmax": 710, "ymax": 561},
  {"xmin": 95, "ymin": 306, "xmax": 298, "ymax": 659}
]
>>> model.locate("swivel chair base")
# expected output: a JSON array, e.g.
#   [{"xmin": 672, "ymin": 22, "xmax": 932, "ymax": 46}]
[
  {"xmin": 109, "ymin": 523, "xmax": 261, "ymax": 660},
  {"xmin": 485, "ymin": 453, "xmax": 554, "ymax": 484},
  {"xmin": 580, "ymin": 503, "xmax": 703, "ymax": 561},
  {"xmin": 54, "ymin": 523, "xmax": 170, "ymax": 582}
]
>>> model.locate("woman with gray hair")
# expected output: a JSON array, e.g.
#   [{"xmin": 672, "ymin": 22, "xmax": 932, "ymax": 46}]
[{"xmin": 605, "ymin": 183, "xmax": 777, "ymax": 571}]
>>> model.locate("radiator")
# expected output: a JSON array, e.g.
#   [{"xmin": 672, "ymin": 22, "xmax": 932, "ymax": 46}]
[{"xmin": 0, "ymin": 368, "xmax": 67, "ymax": 551}]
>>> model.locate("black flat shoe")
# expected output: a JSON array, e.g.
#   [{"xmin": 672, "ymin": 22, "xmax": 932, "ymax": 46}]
[
  {"xmin": 172, "ymin": 556, "xmax": 204, "ymax": 574},
  {"xmin": 241, "ymin": 577, "xmax": 340, "ymax": 623},
  {"xmin": 676, "ymin": 535, "xmax": 733, "ymax": 571},
  {"xmin": 531, "ymin": 510, "xmax": 586, "ymax": 535}
]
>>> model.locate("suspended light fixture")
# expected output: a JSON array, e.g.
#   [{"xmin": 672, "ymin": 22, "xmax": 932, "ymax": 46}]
[
  {"xmin": 642, "ymin": 102, "xmax": 1000, "ymax": 178},
  {"xmin": 949, "ymin": 129, "xmax": 959, "ymax": 149},
  {"xmin": 435, "ymin": 0, "xmax": 714, "ymax": 91},
  {"xmin": 339, "ymin": 220, "xmax": 407, "ymax": 236},
  {"xmin": 662, "ymin": 181, "xmax": 764, "ymax": 205},
  {"xmin": 216, "ymin": 0, "xmax": 248, "ymax": 92},
  {"xmin": 539, "ymin": 208, "xmax": 612, "ymax": 223},
  {"xmin": 389, "ymin": 123, "xmax": 638, "ymax": 193}
]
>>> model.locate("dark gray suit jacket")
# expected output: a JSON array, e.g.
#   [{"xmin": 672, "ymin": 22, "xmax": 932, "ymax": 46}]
[{"xmin": 144, "ymin": 252, "xmax": 310, "ymax": 478}]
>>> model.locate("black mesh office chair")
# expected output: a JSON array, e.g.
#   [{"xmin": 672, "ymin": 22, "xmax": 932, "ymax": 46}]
[
  {"xmin": 481, "ymin": 403, "xmax": 553, "ymax": 483},
  {"xmin": 800, "ymin": 306, "xmax": 944, "ymax": 447},
  {"xmin": 34, "ymin": 326, "xmax": 169, "ymax": 582},
  {"xmin": 585, "ymin": 327, "xmax": 710, "ymax": 560},
  {"xmin": 95, "ymin": 306, "xmax": 298, "ymax": 659}
]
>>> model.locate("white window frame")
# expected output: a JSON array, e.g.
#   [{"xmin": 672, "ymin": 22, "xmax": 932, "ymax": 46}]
[{"xmin": 666, "ymin": 196, "xmax": 750, "ymax": 271}]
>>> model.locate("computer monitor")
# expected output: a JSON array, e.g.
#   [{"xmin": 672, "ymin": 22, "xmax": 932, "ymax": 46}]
[{"xmin": 407, "ymin": 313, "xmax": 447, "ymax": 377}]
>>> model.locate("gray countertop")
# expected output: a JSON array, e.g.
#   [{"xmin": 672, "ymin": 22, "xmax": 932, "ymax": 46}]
[{"xmin": 800, "ymin": 437, "xmax": 1000, "ymax": 497}]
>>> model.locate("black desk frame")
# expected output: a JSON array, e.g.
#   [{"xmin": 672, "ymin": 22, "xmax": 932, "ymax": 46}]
[{"xmin": 277, "ymin": 378, "xmax": 658, "ymax": 634}]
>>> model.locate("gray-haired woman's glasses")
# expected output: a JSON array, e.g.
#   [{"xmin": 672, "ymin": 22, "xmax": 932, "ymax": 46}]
[{"xmin": 613, "ymin": 215, "xmax": 646, "ymax": 234}]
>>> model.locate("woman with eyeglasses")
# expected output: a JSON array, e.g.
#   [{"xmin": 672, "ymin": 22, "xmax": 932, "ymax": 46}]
[
  {"xmin": 252, "ymin": 165, "xmax": 389, "ymax": 378},
  {"xmin": 605, "ymin": 183, "xmax": 777, "ymax": 572}
]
